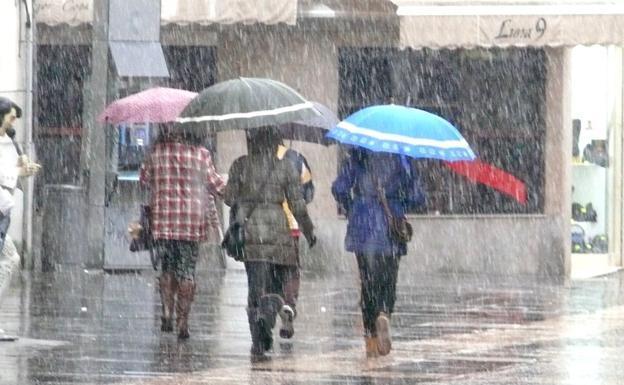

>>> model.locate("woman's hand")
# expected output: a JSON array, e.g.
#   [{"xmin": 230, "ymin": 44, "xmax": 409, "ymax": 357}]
[
  {"xmin": 306, "ymin": 233, "xmax": 317, "ymax": 249},
  {"xmin": 127, "ymin": 222, "xmax": 143, "ymax": 239},
  {"xmin": 18, "ymin": 156, "xmax": 41, "ymax": 176}
]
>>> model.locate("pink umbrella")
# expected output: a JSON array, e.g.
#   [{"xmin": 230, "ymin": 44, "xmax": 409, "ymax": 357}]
[{"xmin": 98, "ymin": 87, "xmax": 198, "ymax": 124}]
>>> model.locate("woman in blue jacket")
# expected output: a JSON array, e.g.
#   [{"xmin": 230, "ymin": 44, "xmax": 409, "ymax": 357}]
[{"xmin": 332, "ymin": 148, "xmax": 425, "ymax": 357}]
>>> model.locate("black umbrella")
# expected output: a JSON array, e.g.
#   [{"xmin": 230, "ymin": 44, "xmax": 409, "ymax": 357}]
[
  {"xmin": 278, "ymin": 101, "xmax": 338, "ymax": 145},
  {"xmin": 176, "ymin": 77, "xmax": 319, "ymax": 132}
]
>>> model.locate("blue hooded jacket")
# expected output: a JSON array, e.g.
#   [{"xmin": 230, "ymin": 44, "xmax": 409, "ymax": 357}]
[{"xmin": 331, "ymin": 149, "xmax": 425, "ymax": 256}]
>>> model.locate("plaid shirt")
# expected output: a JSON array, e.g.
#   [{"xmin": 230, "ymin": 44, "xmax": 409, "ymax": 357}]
[{"xmin": 140, "ymin": 142, "xmax": 225, "ymax": 241}]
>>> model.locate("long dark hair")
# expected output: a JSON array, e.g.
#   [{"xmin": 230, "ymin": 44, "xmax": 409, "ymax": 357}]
[
  {"xmin": 154, "ymin": 123, "xmax": 204, "ymax": 146},
  {"xmin": 246, "ymin": 126, "xmax": 283, "ymax": 156},
  {"xmin": 0, "ymin": 97, "xmax": 22, "ymax": 120},
  {"xmin": 350, "ymin": 147, "xmax": 370, "ymax": 167},
  {"xmin": 350, "ymin": 147, "xmax": 409, "ymax": 176}
]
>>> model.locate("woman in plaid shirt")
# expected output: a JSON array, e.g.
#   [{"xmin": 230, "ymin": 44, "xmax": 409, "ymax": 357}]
[{"xmin": 140, "ymin": 128, "xmax": 225, "ymax": 339}]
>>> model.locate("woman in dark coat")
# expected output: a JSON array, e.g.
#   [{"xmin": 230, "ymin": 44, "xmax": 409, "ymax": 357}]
[
  {"xmin": 332, "ymin": 148, "xmax": 425, "ymax": 357},
  {"xmin": 224, "ymin": 127, "xmax": 316, "ymax": 358}
]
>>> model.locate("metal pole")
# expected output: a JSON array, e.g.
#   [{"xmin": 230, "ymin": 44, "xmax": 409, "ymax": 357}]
[
  {"xmin": 80, "ymin": 0, "xmax": 110, "ymax": 268},
  {"xmin": 20, "ymin": 0, "xmax": 34, "ymax": 269}
]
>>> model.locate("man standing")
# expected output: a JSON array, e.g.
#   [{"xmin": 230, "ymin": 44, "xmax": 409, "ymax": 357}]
[{"xmin": 0, "ymin": 97, "xmax": 40, "ymax": 252}]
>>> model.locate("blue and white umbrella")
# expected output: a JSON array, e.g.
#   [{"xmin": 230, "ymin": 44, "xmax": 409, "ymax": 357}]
[{"xmin": 326, "ymin": 105, "xmax": 476, "ymax": 161}]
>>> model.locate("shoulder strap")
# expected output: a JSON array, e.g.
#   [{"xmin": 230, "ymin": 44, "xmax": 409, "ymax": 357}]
[{"xmin": 372, "ymin": 174, "xmax": 395, "ymax": 221}]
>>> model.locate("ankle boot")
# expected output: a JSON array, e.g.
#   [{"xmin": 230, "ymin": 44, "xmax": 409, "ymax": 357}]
[
  {"xmin": 256, "ymin": 294, "xmax": 284, "ymax": 349},
  {"xmin": 365, "ymin": 336, "xmax": 379, "ymax": 358},
  {"xmin": 258, "ymin": 294, "xmax": 284, "ymax": 331},
  {"xmin": 375, "ymin": 312, "xmax": 392, "ymax": 356},
  {"xmin": 159, "ymin": 272, "xmax": 177, "ymax": 332},
  {"xmin": 176, "ymin": 279, "xmax": 196, "ymax": 339}
]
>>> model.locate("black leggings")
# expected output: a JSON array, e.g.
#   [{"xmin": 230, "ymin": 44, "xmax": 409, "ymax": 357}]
[{"xmin": 355, "ymin": 252, "xmax": 400, "ymax": 336}]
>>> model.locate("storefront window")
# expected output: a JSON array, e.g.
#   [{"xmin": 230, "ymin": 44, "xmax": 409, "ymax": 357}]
[
  {"xmin": 112, "ymin": 45, "xmax": 217, "ymax": 175},
  {"xmin": 338, "ymin": 47, "xmax": 546, "ymax": 215},
  {"xmin": 35, "ymin": 44, "xmax": 90, "ymax": 186},
  {"xmin": 570, "ymin": 46, "xmax": 617, "ymax": 257},
  {"xmin": 117, "ymin": 123, "xmax": 151, "ymax": 171}
]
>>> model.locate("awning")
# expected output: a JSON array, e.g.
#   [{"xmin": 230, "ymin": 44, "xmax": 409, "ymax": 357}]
[
  {"xmin": 35, "ymin": 0, "xmax": 298, "ymax": 26},
  {"xmin": 35, "ymin": 0, "xmax": 92, "ymax": 26},
  {"xmin": 109, "ymin": 42, "xmax": 169, "ymax": 77},
  {"xmin": 162, "ymin": 0, "xmax": 298, "ymax": 25},
  {"xmin": 391, "ymin": 1, "xmax": 624, "ymax": 48}
]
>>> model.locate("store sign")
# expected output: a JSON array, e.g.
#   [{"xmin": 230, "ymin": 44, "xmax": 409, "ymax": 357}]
[
  {"xmin": 35, "ymin": 0, "xmax": 92, "ymax": 26},
  {"xmin": 481, "ymin": 16, "xmax": 560, "ymax": 45},
  {"xmin": 495, "ymin": 18, "xmax": 548, "ymax": 40}
]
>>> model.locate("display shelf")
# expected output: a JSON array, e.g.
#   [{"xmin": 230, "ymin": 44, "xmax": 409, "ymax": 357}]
[
  {"xmin": 572, "ymin": 161, "xmax": 605, "ymax": 168},
  {"xmin": 572, "ymin": 164, "xmax": 607, "ymax": 240}
]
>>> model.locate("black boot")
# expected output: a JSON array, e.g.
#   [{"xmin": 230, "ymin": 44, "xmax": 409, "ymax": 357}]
[
  {"xmin": 258, "ymin": 294, "xmax": 284, "ymax": 329},
  {"xmin": 248, "ymin": 308, "xmax": 272, "ymax": 357}
]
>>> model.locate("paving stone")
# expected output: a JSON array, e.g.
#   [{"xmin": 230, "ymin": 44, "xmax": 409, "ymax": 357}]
[{"xmin": 1, "ymin": 264, "xmax": 624, "ymax": 385}]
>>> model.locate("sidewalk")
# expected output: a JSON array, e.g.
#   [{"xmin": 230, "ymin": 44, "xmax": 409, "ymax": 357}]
[{"xmin": 2, "ymin": 259, "xmax": 624, "ymax": 385}]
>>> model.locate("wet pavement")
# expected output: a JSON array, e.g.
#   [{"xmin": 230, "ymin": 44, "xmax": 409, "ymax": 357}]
[{"xmin": 1, "ymin": 258, "xmax": 624, "ymax": 385}]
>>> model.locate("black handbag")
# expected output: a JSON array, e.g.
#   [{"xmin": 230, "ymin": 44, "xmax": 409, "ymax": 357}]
[
  {"xmin": 221, "ymin": 221, "xmax": 246, "ymax": 261},
  {"xmin": 129, "ymin": 205, "xmax": 159, "ymax": 270},
  {"xmin": 129, "ymin": 205, "xmax": 153, "ymax": 252},
  {"xmin": 221, "ymin": 164, "xmax": 275, "ymax": 261}
]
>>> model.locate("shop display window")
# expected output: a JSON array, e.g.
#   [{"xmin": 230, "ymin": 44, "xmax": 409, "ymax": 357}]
[
  {"xmin": 569, "ymin": 46, "xmax": 618, "ymax": 257},
  {"xmin": 117, "ymin": 123, "xmax": 151, "ymax": 171},
  {"xmin": 571, "ymin": 118, "xmax": 610, "ymax": 254},
  {"xmin": 338, "ymin": 47, "xmax": 546, "ymax": 215}
]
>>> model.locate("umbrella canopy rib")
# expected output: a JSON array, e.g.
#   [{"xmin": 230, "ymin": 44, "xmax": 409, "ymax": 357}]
[{"xmin": 177, "ymin": 102, "xmax": 314, "ymax": 123}]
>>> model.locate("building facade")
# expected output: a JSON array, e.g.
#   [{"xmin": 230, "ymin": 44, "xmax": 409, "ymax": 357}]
[
  {"xmin": 1, "ymin": 0, "xmax": 34, "ymax": 259},
  {"xmin": 33, "ymin": 0, "xmax": 624, "ymax": 279}
]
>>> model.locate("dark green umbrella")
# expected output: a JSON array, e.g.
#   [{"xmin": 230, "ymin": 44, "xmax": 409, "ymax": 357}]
[{"xmin": 176, "ymin": 77, "xmax": 319, "ymax": 132}]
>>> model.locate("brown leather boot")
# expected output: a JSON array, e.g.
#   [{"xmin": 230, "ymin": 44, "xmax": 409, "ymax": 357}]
[
  {"xmin": 375, "ymin": 312, "xmax": 392, "ymax": 356},
  {"xmin": 365, "ymin": 336, "xmax": 379, "ymax": 358},
  {"xmin": 159, "ymin": 272, "xmax": 177, "ymax": 332},
  {"xmin": 176, "ymin": 279, "xmax": 196, "ymax": 339}
]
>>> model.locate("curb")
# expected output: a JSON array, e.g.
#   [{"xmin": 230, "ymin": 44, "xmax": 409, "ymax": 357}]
[{"xmin": 0, "ymin": 236, "xmax": 20, "ymax": 308}]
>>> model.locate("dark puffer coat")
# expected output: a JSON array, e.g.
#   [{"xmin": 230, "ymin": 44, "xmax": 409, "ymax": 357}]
[{"xmin": 224, "ymin": 152, "xmax": 314, "ymax": 266}]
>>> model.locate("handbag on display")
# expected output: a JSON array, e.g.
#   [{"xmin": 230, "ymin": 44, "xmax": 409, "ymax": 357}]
[
  {"xmin": 571, "ymin": 224, "xmax": 587, "ymax": 253},
  {"xmin": 583, "ymin": 140, "xmax": 608, "ymax": 167},
  {"xmin": 571, "ymin": 202, "xmax": 597, "ymax": 222},
  {"xmin": 591, "ymin": 234, "xmax": 608, "ymax": 253}
]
